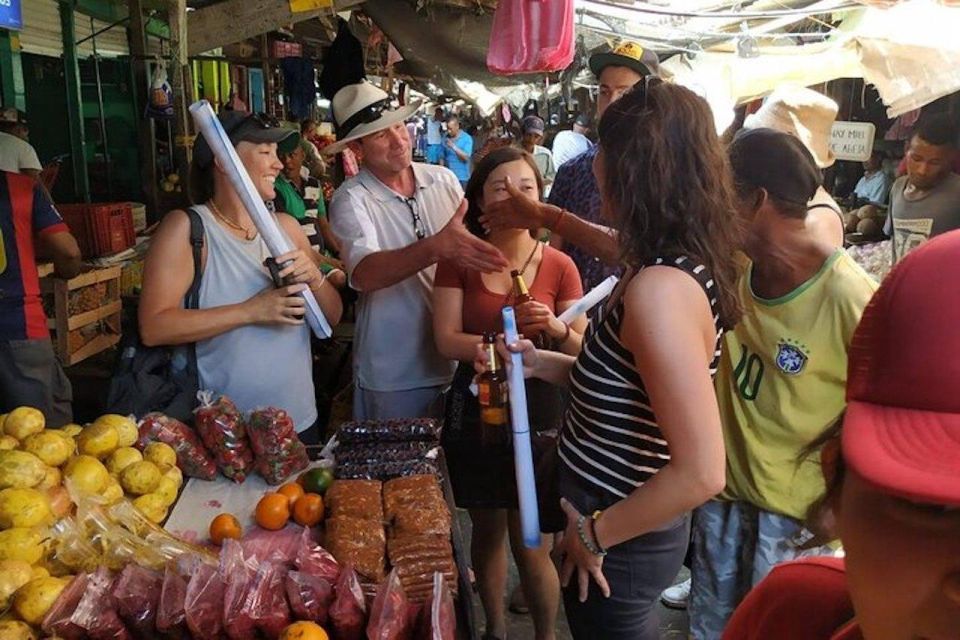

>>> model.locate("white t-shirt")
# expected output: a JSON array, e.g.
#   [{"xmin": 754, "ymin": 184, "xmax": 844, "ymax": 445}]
[
  {"xmin": 330, "ymin": 162, "xmax": 461, "ymax": 391},
  {"xmin": 552, "ymin": 130, "xmax": 593, "ymax": 169},
  {"xmin": 426, "ymin": 119, "xmax": 444, "ymax": 145},
  {"xmin": 0, "ymin": 132, "xmax": 42, "ymax": 174}
]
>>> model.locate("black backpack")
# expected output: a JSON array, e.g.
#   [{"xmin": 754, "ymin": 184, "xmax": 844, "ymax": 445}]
[{"xmin": 106, "ymin": 208, "xmax": 204, "ymax": 422}]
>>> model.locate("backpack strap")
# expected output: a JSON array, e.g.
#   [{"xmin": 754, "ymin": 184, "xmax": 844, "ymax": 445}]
[{"xmin": 184, "ymin": 207, "xmax": 204, "ymax": 310}]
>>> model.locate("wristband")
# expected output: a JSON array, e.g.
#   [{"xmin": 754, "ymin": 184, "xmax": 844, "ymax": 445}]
[
  {"xmin": 560, "ymin": 322, "xmax": 571, "ymax": 344},
  {"xmin": 591, "ymin": 510, "xmax": 608, "ymax": 554}
]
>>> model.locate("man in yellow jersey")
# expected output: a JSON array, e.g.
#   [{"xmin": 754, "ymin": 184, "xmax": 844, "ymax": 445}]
[{"xmin": 688, "ymin": 128, "xmax": 879, "ymax": 639}]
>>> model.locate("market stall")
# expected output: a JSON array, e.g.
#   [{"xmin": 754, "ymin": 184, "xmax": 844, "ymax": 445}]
[{"xmin": 0, "ymin": 403, "xmax": 477, "ymax": 639}]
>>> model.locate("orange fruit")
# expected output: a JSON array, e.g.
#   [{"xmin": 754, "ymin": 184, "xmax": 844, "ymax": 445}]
[
  {"xmin": 292, "ymin": 493, "xmax": 324, "ymax": 527},
  {"xmin": 209, "ymin": 513, "xmax": 242, "ymax": 545},
  {"xmin": 279, "ymin": 621, "xmax": 329, "ymax": 640},
  {"xmin": 277, "ymin": 482, "xmax": 305, "ymax": 507},
  {"xmin": 254, "ymin": 493, "xmax": 290, "ymax": 531}
]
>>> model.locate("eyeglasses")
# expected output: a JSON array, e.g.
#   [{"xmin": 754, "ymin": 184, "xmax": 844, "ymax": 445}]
[
  {"xmin": 402, "ymin": 197, "xmax": 426, "ymax": 240},
  {"xmin": 338, "ymin": 98, "xmax": 392, "ymax": 139}
]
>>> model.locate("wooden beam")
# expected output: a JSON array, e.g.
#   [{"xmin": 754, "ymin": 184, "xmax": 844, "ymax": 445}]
[
  {"xmin": 127, "ymin": 0, "xmax": 161, "ymax": 219},
  {"xmin": 168, "ymin": 0, "xmax": 192, "ymax": 203},
  {"xmin": 188, "ymin": 0, "xmax": 365, "ymax": 57}
]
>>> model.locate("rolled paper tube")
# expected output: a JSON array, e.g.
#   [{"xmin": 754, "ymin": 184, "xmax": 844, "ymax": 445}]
[
  {"xmin": 188, "ymin": 100, "xmax": 332, "ymax": 338},
  {"xmin": 557, "ymin": 275, "xmax": 619, "ymax": 325},
  {"xmin": 501, "ymin": 306, "xmax": 541, "ymax": 548}
]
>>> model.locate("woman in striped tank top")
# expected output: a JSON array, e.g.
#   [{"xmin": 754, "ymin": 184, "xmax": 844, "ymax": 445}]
[{"xmin": 482, "ymin": 80, "xmax": 743, "ymax": 638}]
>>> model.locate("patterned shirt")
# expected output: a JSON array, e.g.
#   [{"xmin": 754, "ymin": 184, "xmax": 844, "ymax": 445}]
[{"xmin": 547, "ymin": 145, "xmax": 621, "ymax": 292}]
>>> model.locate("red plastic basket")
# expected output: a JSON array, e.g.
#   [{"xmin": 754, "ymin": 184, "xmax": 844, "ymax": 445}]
[{"xmin": 58, "ymin": 202, "xmax": 135, "ymax": 258}]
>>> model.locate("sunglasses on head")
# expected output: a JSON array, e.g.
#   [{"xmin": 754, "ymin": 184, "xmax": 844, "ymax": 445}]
[
  {"xmin": 338, "ymin": 98, "xmax": 392, "ymax": 139},
  {"xmin": 225, "ymin": 112, "xmax": 281, "ymax": 137}
]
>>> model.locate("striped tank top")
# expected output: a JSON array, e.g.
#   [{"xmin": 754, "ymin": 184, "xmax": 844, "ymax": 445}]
[{"xmin": 558, "ymin": 255, "xmax": 724, "ymax": 500}]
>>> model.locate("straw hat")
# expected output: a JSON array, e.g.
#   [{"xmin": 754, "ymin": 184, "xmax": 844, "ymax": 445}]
[
  {"xmin": 322, "ymin": 82, "xmax": 420, "ymax": 155},
  {"xmin": 744, "ymin": 86, "xmax": 838, "ymax": 169}
]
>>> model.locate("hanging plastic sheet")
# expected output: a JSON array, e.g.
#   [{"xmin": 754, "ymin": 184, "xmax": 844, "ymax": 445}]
[{"xmin": 487, "ymin": 0, "xmax": 575, "ymax": 75}]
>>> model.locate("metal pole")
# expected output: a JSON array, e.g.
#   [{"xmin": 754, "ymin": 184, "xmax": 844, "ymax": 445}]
[
  {"xmin": 59, "ymin": 0, "xmax": 90, "ymax": 202},
  {"xmin": 90, "ymin": 16, "xmax": 113, "ymax": 197}
]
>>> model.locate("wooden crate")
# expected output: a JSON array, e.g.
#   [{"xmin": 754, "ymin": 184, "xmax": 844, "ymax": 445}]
[{"xmin": 42, "ymin": 266, "xmax": 122, "ymax": 366}]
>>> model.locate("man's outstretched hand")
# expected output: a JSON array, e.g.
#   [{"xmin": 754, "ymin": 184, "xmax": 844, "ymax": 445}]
[{"xmin": 434, "ymin": 199, "xmax": 508, "ymax": 273}]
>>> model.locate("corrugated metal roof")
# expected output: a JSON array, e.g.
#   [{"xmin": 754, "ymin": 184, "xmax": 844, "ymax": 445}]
[{"xmin": 20, "ymin": 0, "xmax": 131, "ymax": 58}]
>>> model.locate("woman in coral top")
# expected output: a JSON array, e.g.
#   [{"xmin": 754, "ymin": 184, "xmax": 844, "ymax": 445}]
[{"xmin": 433, "ymin": 146, "xmax": 587, "ymax": 640}]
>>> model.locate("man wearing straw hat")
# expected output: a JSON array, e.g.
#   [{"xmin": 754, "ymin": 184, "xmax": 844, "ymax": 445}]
[{"xmin": 326, "ymin": 82, "xmax": 507, "ymax": 421}]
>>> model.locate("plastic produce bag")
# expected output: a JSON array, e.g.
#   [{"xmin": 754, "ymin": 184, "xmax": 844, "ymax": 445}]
[
  {"xmin": 145, "ymin": 59, "xmax": 174, "ymax": 120},
  {"xmin": 285, "ymin": 570, "xmax": 335, "ymax": 626},
  {"xmin": 156, "ymin": 565, "xmax": 189, "ymax": 635},
  {"xmin": 137, "ymin": 412, "xmax": 217, "ymax": 480},
  {"xmin": 185, "ymin": 561, "xmax": 225, "ymax": 639},
  {"xmin": 367, "ymin": 569, "xmax": 411, "ymax": 640},
  {"xmin": 486, "ymin": 0, "xmax": 574, "ymax": 74},
  {"xmin": 194, "ymin": 391, "xmax": 255, "ymax": 482},
  {"xmin": 416, "ymin": 572, "xmax": 455, "ymax": 640},
  {"xmin": 295, "ymin": 526, "xmax": 340, "ymax": 581},
  {"xmin": 71, "ymin": 566, "xmax": 132, "ymax": 640},
  {"xmin": 241, "ymin": 522, "xmax": 303, "ymax": 565},
  {"xmin": 330, "ymin": 565, "xmax": 367, "ymax": 640},
  {"xmin": 221, "ymin": 539, "xmax": 258, "ymax": 640},
  {"xmin": 42, "ymin": 574, "xmax": 89, "ymax": 640},
  {"xmin": 247, "ymin": 407, "xmax": 310, "ymax": 484},
  {"xmin": 112, "ymin": 564, "xmax": 163, "ymax": 639},
  {"xmin": 245, "ymin": 560, "xmax": 291, "ymax": 639}
]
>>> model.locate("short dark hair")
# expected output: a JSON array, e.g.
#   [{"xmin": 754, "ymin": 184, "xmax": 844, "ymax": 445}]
[
  {"xmin": 914, "ymin": 113, "xmax": 957, "ymax": 148},
  {"xmin": 300, "ymin": 119, "xmax": 315, "ymax": 133},
  {"xmin": 464, "ymin": 146, "xmax": 544, "ymax": 238},
  {"xmin": 446, "ymin": 115, "xmax": 459, "ymax": 125}
]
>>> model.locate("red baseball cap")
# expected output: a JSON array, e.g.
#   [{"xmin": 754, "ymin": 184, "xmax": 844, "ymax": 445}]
[{"xmin": 843, "ymin": 230, "xmax": 960, "ymax": 506}]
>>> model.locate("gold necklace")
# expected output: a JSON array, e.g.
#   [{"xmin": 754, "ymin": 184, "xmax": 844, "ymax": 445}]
[
  {"xmin": 208, "ymin": 199, "xmax": 256, "ymax": 240},
  {"xmin": 516, "ymin": 240, "xmax": 543, "ymax": 277}
]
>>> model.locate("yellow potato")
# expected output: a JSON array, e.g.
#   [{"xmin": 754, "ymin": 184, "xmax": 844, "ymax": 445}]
[
  {"xmin": 0, "ymin": 450, "xmax": 47, "ymax": 490},
  {"xmin": 120, "ymin": 461, "xmax": 161, "ymax": 496},
  {"xmin": 3, "ymin": 408, "xmax": 44, "ymax": 441},
  {"xmin": 12, "ymin": 576, "xmax": 71, "ymax": 626},
  {"xmin": 159, "ymin": 464, "xmax": 183, "ymax": 488},
  {"xmin": 143, "ymin": 442, "xmax": 177, "ymax": 468},
  {"xmin": 0, "ymin": 559, "xmax": 33, "ymax": 609},
  {"xmin": 76, "ymin": 423, "xmax": 119, "ymax": 459},
  {"xmin": 106, "ymin": 447, "xmax": 143, "ymax": 475},
  {"xmin": 22, "ymin": 431, "xmax": 73, "ymax": 467},
  {"xmin": 0, "ymin": 620, "xmax": 37, "ymax": 640},
  {"xmin": 0, "ymin": 527, "xmax": 47, "ymax": 564},
  {"xmin": 63, "ymin": 455, "xmax": 110, "ymax": 495},
  {"xmin": 93, "ymin": 414, "xmax": 138, "ymax": 448},
  {"xmin": 153, "ymin": 476, "xmax": 179, "ymax": 507},
  {"xmin": 0, "ymin": 487, "xmax": 53, "ymax": 529},
  {"xmin": 36, "ymin": 465, "xmax": 61, "ymax": 491},
  {"xmin": 101, "ymin": 478, "xmax": 124, "ymax": 505},
  {"xmin": 132, "ymin": 494, "xmax": 168, "ymax": 524},
  {"xmin": 0, "ymin": 435, "xmax": 17, "ymax": 451},
  {"xmin": 60, "ymin": 424, "xmax": 83, "ymax": 438}
]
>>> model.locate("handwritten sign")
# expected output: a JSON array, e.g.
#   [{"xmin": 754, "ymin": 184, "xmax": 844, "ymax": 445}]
[{"xmin": 831, "ymin": 121, "xmax": 876, "ymax": 162}]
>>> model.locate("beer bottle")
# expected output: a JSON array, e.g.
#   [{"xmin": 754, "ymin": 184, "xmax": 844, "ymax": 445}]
[
  {"xmin": 477, "ymin": 332, "xmax": 509, "ymax": 447},
  {"xmin": 511, "ymin": 270, "xmax": 546, "ymax": 347}
]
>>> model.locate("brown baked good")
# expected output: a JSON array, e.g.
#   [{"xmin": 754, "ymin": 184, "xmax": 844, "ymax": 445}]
[
  {"xmin": 326, "ymin": 515, "xmax": 386, "ymax": 581},
  {"xmin": 388, "ymin": 534, "xmax": 457, "ymax": 602},
  {"xmin": 392, "ymin": 506, "xmax": 451, "ymax": 538},
  {"xmin": 383, "ymin": 475, "xmax": 445, "ymax": 522},
  {"xmin": 326, "ymin": 479, "xmax": 384, "ymax": 521}
]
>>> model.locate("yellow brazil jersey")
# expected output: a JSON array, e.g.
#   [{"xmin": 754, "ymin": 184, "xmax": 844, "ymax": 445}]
[{"xmin": 716, "ymin": 250, "xmax": 878, "ymax": 519}]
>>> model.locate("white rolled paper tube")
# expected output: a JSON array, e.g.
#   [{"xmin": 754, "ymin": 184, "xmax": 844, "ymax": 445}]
[
  {"xmin": 188, "ymin": 100, "xmax": 332, "ymax": 338},
  {"xmin": 501, "ymin": 306, "xmax": 541, "ymax": 548},
  {"xmin": 557, "ymin": 274, "xmax": 618, "ymax": 325}
]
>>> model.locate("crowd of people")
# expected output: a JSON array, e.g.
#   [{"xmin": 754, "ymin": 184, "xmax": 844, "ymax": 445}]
[{"xmin": 1, "ymin": 35, "xmax": 959, "ymax": 640}]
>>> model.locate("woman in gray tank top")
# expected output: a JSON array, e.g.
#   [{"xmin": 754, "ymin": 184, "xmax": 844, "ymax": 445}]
[{"xmin": 138, "ymin": 111, "xmax": 342, "ymax": 438}]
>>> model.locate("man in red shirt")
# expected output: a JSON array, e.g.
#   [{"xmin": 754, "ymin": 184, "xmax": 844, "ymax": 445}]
[
  {"xmin": 0, "ymin": 171, "xmax": 81, "ymax": 425},
  {"xmin": 723, "ymin": 231, "xmax": 960, "ymax": 639}
]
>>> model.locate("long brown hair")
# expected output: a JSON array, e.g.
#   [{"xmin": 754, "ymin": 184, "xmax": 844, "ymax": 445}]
[
  {"xmin": 598, "ymin": 80, "xmax": 743, "ymax": 328},
  {"xmin": 463, "ymin": 146, "xmax": 544, "ymax": 238}
]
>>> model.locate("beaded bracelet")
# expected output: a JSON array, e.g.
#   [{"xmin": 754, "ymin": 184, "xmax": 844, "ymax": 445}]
[{"xmin": 577, "ymin": 513, "xmax": 608, "ymax": 557}]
